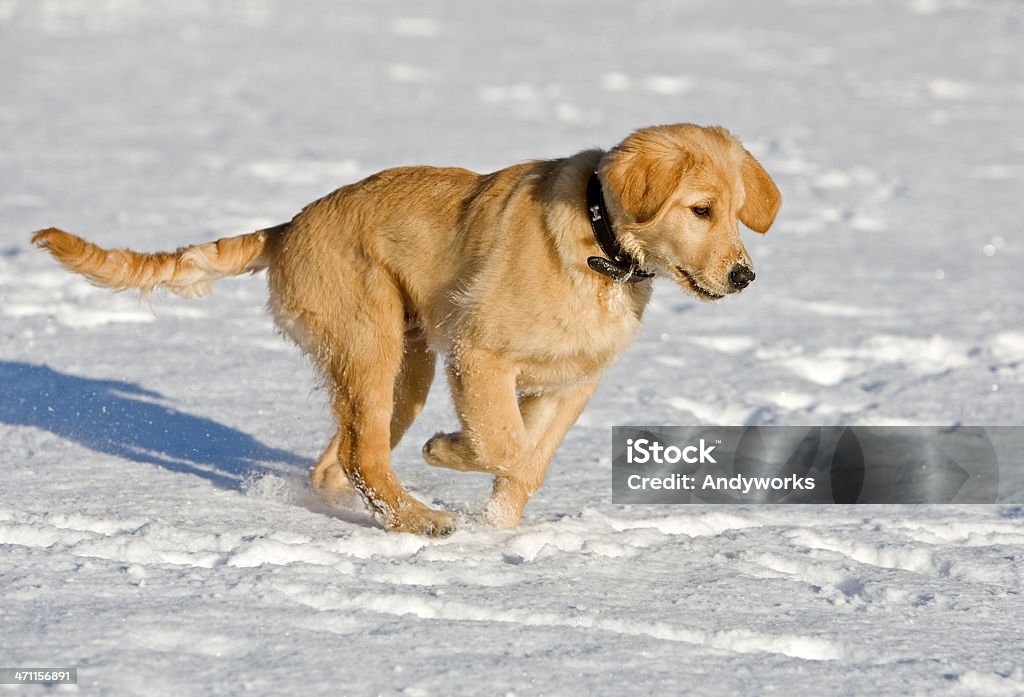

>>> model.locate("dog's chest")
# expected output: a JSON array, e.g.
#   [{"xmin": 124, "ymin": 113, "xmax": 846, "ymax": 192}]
[{"xmin": 510, "ymin": 281, "xmax": 650, "ymax": 391}]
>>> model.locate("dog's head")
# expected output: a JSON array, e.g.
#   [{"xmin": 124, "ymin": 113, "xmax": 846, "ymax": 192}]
[{"xmin": 600, "ymin": 124, "xmax": 781, "ymax": 301}]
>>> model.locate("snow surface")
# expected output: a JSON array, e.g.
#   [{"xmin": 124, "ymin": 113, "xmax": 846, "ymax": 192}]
[{"xmin": 2, "ymin": 0, "xmax": 1023, "ymax": 694}]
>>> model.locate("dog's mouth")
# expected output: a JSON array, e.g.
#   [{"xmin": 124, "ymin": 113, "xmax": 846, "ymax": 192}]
[{"xmin": 674, "ymin": 267, "xmax": 725, "ymax": 301}]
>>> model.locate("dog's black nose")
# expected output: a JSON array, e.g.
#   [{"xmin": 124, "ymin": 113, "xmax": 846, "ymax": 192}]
[{"xmin": 729, "ymin": 264, "xmax": 755, "ymax": 290}]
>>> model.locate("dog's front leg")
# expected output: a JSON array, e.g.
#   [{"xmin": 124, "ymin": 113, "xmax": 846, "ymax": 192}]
[
  {"xmin": 422, "ymin": 349, "xmax": 526, "ymax": 476},
  {"xmin": 485, "ymin": 379, "xmax": 599, "ymax": 527},
  {"xmin": 424, "ymin": 368, "xmax": 599, "ymax": 526}
]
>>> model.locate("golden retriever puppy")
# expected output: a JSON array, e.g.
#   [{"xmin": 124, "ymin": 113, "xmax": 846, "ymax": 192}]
[{"xmin": 32, "ymin": 123, "xmax": 780, "ymax": 536}]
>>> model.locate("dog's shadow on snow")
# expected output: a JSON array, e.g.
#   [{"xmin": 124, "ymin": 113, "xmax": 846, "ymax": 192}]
[{"xmin": 0, "ymin": 361, "xmax": 307, "ymax": 490}]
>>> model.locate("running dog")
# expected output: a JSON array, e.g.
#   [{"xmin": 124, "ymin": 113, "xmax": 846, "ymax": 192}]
[{"xmin": 32, "ymin": 123, "xmax": 781, "ymax": 536}]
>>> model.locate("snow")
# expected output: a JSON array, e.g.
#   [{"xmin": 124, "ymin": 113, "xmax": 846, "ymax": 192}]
[{"xmin": 1, "ymin": 0, "xmax": 1023, "ymax": 694}]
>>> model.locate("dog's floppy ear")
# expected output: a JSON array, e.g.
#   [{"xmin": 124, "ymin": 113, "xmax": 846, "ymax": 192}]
[
  {"xmin": 603, "ymin": 143, "xmax": 692, "ymax": 227},
  {"xmin": 739, "ymin": 151, "xmax": 781, "ymax": 233}
]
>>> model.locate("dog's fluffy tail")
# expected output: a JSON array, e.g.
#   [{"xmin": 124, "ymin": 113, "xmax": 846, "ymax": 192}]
[{"xmin": 31, "ymin": 223, "xmax": 288, "ymax": 298}]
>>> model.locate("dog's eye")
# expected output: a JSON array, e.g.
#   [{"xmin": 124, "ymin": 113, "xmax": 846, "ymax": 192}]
[{"xmin": 691, "ymin": 205, "xmax": 712, "ymax": 219}]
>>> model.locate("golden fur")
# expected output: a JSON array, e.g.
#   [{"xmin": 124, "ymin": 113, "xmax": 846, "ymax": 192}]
[{"xmin": 32, "ymin": 123, "xmax": 780, "ymax": 536}]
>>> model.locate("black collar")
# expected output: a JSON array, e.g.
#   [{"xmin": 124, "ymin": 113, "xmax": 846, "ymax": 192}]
[{"xmin": 585, "ymin": 171, "xmax": 654, "ymax": 283}]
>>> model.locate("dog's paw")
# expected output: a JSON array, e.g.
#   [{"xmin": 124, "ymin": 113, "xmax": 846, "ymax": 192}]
[
  {"xmin": 307, "ymin": 462, "xmax": 356, "ymax": 505},
  {"xmin": 423, "ymin": 432, "xmax": 512, "ymax": 476},
  {"xmin": 484, "ymin": 476, "xmax": 531, "ymax": 528},
  {"xmin": 422, "ymin": 431, "xmax": 466, "ymax": 471},
  {"xmin": 389, "ymin": 499, "xmax": 457, "ymax": 538},
  {"xmin": 483, "ymin": 495, "xmax": 523, "ymax": 528},
  {"xmin": 309, "ymin": 460, "xmax": 352, "ymax": 496}
]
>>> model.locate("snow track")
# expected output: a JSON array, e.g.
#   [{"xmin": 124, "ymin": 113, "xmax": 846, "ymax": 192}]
[{"xmin": 2, "ymin": 497, "xmax": 1022, "ymax": 693}]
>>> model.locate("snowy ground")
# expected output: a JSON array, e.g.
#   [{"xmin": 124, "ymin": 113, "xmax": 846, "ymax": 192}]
[{"xmin": 2, "ymin": 0, "xmax": 1024, "ymax": 694}]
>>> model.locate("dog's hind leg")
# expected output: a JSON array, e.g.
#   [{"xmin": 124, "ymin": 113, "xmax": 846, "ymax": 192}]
[
  {"xmin": 389, "ymin": 328, "xmax": 436, "ymax": 449},
  {"xmin": 324, "ymin": 293, "xmax": 453, "ymax": 537},
  {"xmin": 309, "ymin": 328, "xmax": 435, "ymax": 500},
  {"xmin": 309, "ymin": 431, "xmax": 351, "ymax": 500}
]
